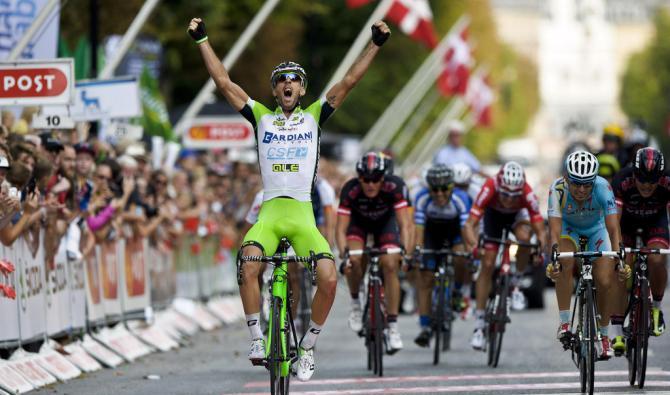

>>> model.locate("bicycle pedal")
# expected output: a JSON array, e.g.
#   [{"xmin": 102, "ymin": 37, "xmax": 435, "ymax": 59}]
[
  {"xmin": 386, "ymin": 347, "xmax": 400, "ymax": 355},
  {"xmin": 250, "ymin": 358, "xmax": 265, "ymax": 367}
]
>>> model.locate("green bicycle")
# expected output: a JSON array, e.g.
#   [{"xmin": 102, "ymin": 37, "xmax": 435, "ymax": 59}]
[{"xmin": 238, "ymin": 238, "xmax": 317, "ymax": 395}]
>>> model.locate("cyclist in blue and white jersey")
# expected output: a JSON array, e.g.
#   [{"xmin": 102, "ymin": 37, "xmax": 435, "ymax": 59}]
[
  {"xmin": 546, "ymin": 151, "xmax": 630, "ymax": 359},
  {"xmin": 411, "ymin": 165, "xmax": 471, "ymax": 347}
]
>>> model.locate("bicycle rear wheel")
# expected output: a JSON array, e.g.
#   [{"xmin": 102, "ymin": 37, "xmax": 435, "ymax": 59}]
[
  {"xmin": 433, "ymin": 281, "xmax": 446, "ymax": 365},
  {"xmin": 584, "ymin": 283, "xmax": 596, "ymax": 395},
  {"xmin": 299, "ymin": 269, "xmax": 312, "ymax": 338},
  {"xmin": 578, "ymin": 290, "xmax": 587, "ymax": 393},
  {"xmin": 373, "ymin": 281, "xmax": 384, "ymax": 377},
  {"xmin": 637, "ymin": 279, "xmax": 650, "ymax": 389}
]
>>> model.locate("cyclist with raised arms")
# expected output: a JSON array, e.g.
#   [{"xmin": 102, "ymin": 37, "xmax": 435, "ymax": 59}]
[
  {"xmin": 412, "ymin": 164, "xmax": 471, "ymax": 347},
  {"xmin": 188, "ymin": 17, "xmax": 391, "ymax": 381},
  {"xmin": 337, "ymin": 151, "xmax": 412, "ymax": 353},
  {"xmin": 609, "ymin": 147, "xmax": 668, "ymax": 352},
  {"xmin": 462, "ymin": 161, "xmax": 546, "ymax": 350},
  {"xmin": 546, "ymin": 151, "xmax": 629, "ymax": 359}
]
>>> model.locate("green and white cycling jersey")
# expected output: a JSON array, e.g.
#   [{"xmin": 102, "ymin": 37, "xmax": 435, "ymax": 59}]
[{"xmin": 240, "ymin": 97, "xmax": 334, "ymax": 202}]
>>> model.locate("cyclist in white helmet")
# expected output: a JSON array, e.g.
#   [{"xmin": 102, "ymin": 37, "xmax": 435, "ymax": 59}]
[
  {"xmin": 462, "ymin": 161, "xmax": 547, "ymax": 350},
  {"xmin": 546, "ymin": 151, "xmax": 629, "ymax": 360},
  {"xmin": 450, "ymin": 162, "xmax": 484, "ymax": 204}
]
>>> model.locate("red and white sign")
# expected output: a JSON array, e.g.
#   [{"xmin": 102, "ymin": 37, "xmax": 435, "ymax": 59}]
[
  {"xmin": 184, "ymin": 116, "xmax": 254, "ymax": 149},
  {"xmin": 0, "ymin": 59, "xmax": 74, "ymax": 105}
]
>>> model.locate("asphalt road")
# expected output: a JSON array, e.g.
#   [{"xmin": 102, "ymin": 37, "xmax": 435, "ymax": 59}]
[{"xmin": 34, "ymin": 282, "xmax": 670, "ymax": 395}]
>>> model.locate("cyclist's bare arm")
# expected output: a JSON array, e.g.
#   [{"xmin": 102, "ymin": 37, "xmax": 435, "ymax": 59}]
[
  {"xmin": 396, "ymin": 207, "xmax": 412, "ymax": 252},
  {"xmin": 336, "ymin": 214, "xmax": 351, "ymax": 258},
  {"xmin": 548, "ymin": 216, "xmax": 562, "ymax": 248},
  {"xmin": 324, "ymin": 21, "xmax": 390, "ymax": 109},
  {"xmin": 604, "ymin": 213, "xmax": 622, "ymax": 251},
  {"xmin": 413, "ymin": 225, "xmax": 424, "ymax": 251},
  {"xmin": 531, "ymin": 220, "xmax": 547, "ymax": 250},
  {"xmin": 461, "ymin": 215, "xmax": 479, "ymax": 251},
  {"xmin": 189, "ymin": 18, "xmax": 249, "ymax": 111}
]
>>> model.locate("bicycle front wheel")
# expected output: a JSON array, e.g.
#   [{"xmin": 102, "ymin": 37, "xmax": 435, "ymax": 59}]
[
  {"xmin": 584, "ymin": 283, "xmax": 596, "ymax": 395},
  {"xmin": 269, "ymin": 296, "xmax": 283, "ymax": 395},
  {"xmin": 433, "ymin": 281, "xmax": 446, "ymax": 365},
  {"xmin": 637, "ymin": 279, "xmax": 650, "ymax": 389},
  {"xmin": 373, "ymin": 281, "xmax": 384, "ymax": 377},
  {"xmin": 489, "ymin": 275, "xmax": 509, "ymax": 368}
]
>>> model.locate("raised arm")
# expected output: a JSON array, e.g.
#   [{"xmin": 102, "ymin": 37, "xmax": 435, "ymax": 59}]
[
  {"xmin": 188, "ymin": 18, "xmax": 249, "ymax": 111},
  {"xmin": 324, "ymin": 21, "xmax": 390, "ymax": 109}
]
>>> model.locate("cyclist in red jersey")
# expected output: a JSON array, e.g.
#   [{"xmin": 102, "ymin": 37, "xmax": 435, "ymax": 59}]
[{"xmin": 462, "ymin": 161, "xmax": 547, "ymax": 350}]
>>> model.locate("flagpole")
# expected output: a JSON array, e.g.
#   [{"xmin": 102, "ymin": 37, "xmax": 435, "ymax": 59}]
[
  {"xmin": 319, "ymin": 0, "xmax": 395, "ymax": 98},
  {"xmin": 360, "ymin": 15, "xmax": 470, "ymax": 151},
  {"xmin": 389, "ymin": 85, "xmax": 439, "ymax": 153},
  {"xmin": 403, "ymin": 66, "xmax": 485, "ymax": 176},
  {"xmin": 175, "ymin": 0, "xmax": 280, "ymax": 136}
]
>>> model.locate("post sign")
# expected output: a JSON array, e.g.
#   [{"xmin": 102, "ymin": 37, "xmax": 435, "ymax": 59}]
[
  {"xmin": 0, "ymin": 59, "xmax": 74, "ymax": 105},
  {"xmin": 183, "ymin": 116, "xmax": 254, "ymax": 149}
]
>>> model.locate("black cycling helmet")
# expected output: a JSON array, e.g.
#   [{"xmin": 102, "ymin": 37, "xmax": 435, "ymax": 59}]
[
  {"xmin": 426, "ymin": 164, "xmax": 454, "ymax": 189},
  {"xmin": 633, "ymin": 147, "xmax": 665, "ymax": 183},
  {"xmin": 270, "ymin": 61, "xmax": 307, "ymax": 88},
  {"xmin": 356, "ymin": 151, "xmax": 386, "ymax": 179}
]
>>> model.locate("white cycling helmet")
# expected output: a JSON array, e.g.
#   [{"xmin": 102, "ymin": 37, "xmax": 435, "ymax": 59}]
[
  {"xmin": 565, "ymin": 151, "xmax": 599, "ymax": 184},
  {"xmin": 497, "ymin": 161, "xmax": 525, "ymax": 194},
  {"xmin": 450, "ymin": 163, "xmax": 472, "ymax": 185}
]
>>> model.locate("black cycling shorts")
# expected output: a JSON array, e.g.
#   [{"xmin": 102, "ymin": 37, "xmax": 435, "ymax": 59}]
[
  {"xmin": 621, "ymin": 213, "xmax": 669, "ymax": 248},
  {"xmin": 346, "ymin": 214, "xmax": 401, "ymax": 249}
]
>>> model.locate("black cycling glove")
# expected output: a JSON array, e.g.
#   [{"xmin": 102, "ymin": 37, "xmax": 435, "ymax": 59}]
[
  {"xmin": 189, "ymin": 20, "xmax": 208, "ymax": 44},
  {"xmin": 371, "ymin": 24, "xmax": 390, "ymax": 47}
]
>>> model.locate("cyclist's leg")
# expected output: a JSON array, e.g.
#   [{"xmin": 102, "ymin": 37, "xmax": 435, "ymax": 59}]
[
  {"xmin": 555, "ymin": 228, "xmax": 577, "ymax": 334},
  {"xmin": 647, "ymin": 215, "xmax": 669, "ymax": 335},
  {"xmin": 511, "ymin": 210, "xmax": 532, "ymax": 273},
  {"xmin": 589, "ymin": 229, "xmax": 614, "ymax": 335},
  {"xmin": 377, "ymin": 216, "xmax": 402, "ymax": 318},
  {"xmin": 417, "ymin": 228, "xmax": 438, "ymax": 331},
  {"xmin": 610, "ymin": 220, "xmax": 638, "ymax": 347},
  {"xmin": 344, "ymin": 219, "xmax": 367, "ymax": 305}
]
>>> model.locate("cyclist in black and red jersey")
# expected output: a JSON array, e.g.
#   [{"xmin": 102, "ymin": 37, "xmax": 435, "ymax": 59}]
[
  {"xmin": 610, "ymin": 147, "xmax": 669, "ymax": 353},
  {"xmin": 462, "ymin": 161, "xmax": 547, "ymax": 350},
  {"xmin": 336, "ymin": 151, "xmax": 413, "ymax": 353}
]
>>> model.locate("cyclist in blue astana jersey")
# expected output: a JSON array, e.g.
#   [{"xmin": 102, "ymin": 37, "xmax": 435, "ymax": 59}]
[
  {"xmin": 411, "ymin": 165, "xmax": 471, "ymax": 347},
  {"xmin": 188, "ymin": 17, "xmax": 391, "ymax": 381},
  {"xmin": 546, "ymin": 151, "xmax": 629, "ymax": 360}
]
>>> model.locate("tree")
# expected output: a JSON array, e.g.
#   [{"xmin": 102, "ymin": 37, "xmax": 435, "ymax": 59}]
[{"xmin": 621, "ymin": 9, "xmax": 670, "ymax": 154}]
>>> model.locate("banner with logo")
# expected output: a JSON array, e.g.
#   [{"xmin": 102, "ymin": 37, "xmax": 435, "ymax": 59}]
[
  {"xmin": 15, "ymin": 236, "xmax": 46, "ymax": 342},
  {"xmin": 0, "ymin": 243, "xmax": 19, "ymax": 343},
  {"xmin": 45, "ymin": 244, "xmax": 70, "ymax": 336},
  {"xmin": 99, "ymin": 239, "xmax": 121, "ymax": 320},
  {"xmin": 120, "ymin": 236, "xmax": 149, "ymax": 315},
  {"xmin": 83, "ymin": 249, "xmax": 104, "ymax": 324},
  {"xmin": 183, "ymin": 116, "xmax": 254, "ymax": 149},
  {"xmin": 0, "ymin": 59, "xmax": 74, "ymax": 106},
  {"xmin": 0, "ymin": 0, "xmax": 60, "ymax": 61}
]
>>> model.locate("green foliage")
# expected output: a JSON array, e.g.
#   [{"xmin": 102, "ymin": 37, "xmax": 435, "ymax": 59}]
[{"xmin": 620, "ymin": 9, "xmax": 670, "ymax": 153}]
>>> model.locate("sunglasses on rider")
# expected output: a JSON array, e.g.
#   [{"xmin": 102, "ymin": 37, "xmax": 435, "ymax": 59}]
[
  {"xmin": 274, "ymin": 73, "xmax": 302, "ymax": 84},
  {"xmin": 568, "ymin": 179, "xmax": 594, "ymax": 188},
  {"xmin": 361, "ymin": 175, "xmax": 383, "ymax": 184},
  {"xmin": 431, "ymin": 185, "xmax": 453, "ymax": 193}
]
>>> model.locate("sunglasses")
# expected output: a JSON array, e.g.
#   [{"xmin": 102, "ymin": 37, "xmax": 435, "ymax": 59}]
[
  {"xmin": 431, "ymin": 185, "xmax": 453, "ymax": 193},
  {"xmin": 499, "ymin": 190, "xmax": 522, "ymax": 198},
  {"xmin": 568, "ymin": 180, "xmax": 594, "ymax": 188},
  {"xmin": 274, "ymin": 73, "xmax": 302, "ymax": 84},
  {"xmin": 361, "ymin": 175, "xmax": 383, "ymax": 184},
  {"xmin": 634, "ymin": 176, "xmax": 659, "ymax": 185}
]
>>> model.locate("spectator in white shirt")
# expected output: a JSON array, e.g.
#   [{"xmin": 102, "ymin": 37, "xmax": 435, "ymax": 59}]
[{"xmin": 432, "ymin": 120, "xmax": 480, "ymax": 172}]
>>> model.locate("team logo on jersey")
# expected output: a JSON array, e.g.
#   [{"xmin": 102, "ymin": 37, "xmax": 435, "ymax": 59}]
[
  {"xmin": 267, "ymin": 147, "xmax": 308, "ymax": 160},
  {"xmin": 273, "ymin": 119, "xmax": 285, "ymax": 127},
  {"xmin": 272, "ymin": 163, "xmax": 300, "ymax": 172},
  {"xmin": 262, "ymin": 131, "xmax": 313, "ymax": 143}
]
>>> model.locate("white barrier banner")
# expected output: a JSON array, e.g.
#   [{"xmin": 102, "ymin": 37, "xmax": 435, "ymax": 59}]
[
  {"xmin": 68, "ymin": 258, "xmax": 86, "ymax": 330},
  {"xmin": 0, "ymin": 244, "xmax": 19, "ymax": 343},
  {"xmin": 120, "ymin": 236, "xmax": 149, "ymax": 314},
  {"xmin": 100, "ymin": 239, "xmax": 121, "ymax": 319},
  {"xmin": 83, "ymin": 250, "xmax": 104, "ymax": 324},
  {"xmin": 15, "ymin": 236, "xmax": 45, "ymax": 341},
  {"xmin": 147, "ymin": 244, "xmax": 176, "ymax": 308},
  {"xmin": 45, "ymin": 244, "xmax": 70, "ymax": 336}
]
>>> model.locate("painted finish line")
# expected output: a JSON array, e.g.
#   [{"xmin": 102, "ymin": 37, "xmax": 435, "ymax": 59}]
[
  {"xmin": 226, "ymin": 380, "xmax": 670, "ymax": 395},
  {"xmin": 243, "ymin": 369, "xmax": 670, "ymax": 388}
]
